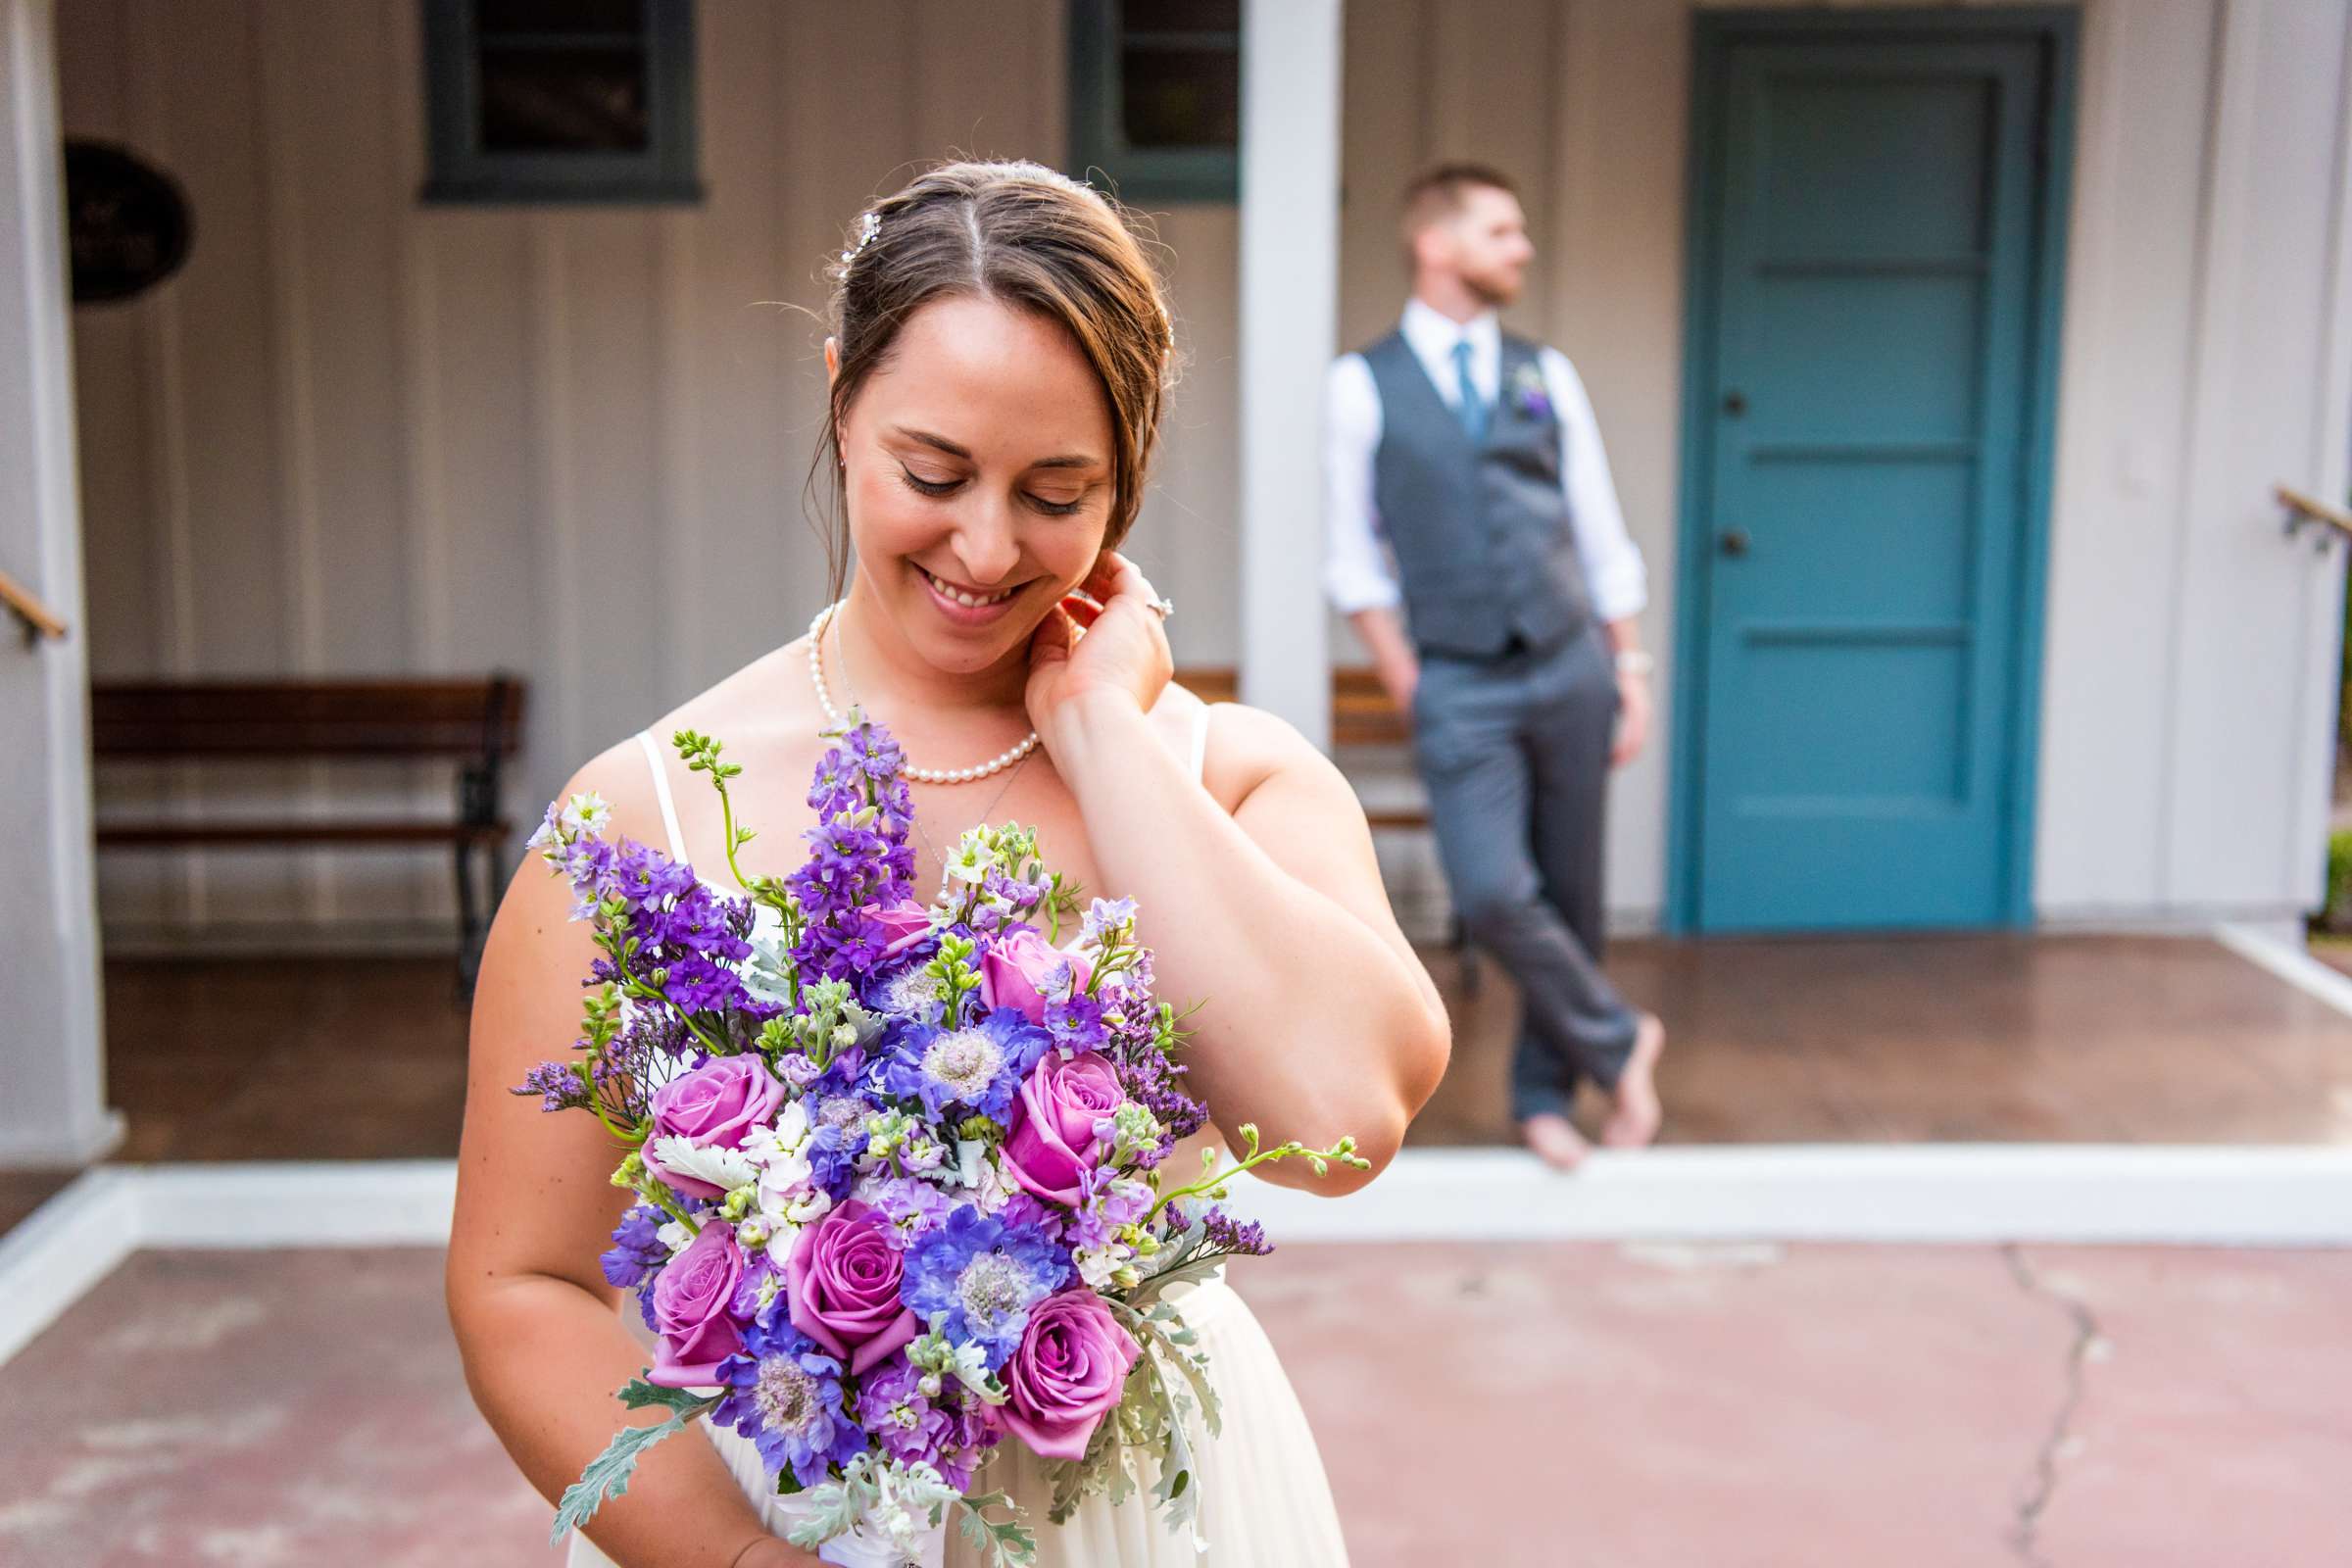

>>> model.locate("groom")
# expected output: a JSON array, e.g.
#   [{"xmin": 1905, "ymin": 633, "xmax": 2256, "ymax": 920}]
[{"xmin": 1321, "ymin": 162, "xmax": 1665, "ymax": 1170}]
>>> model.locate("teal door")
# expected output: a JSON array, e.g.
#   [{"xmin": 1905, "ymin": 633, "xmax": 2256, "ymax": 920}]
[{"xmin": 1679, "ymin": 18, "xmax": 2068, "ymax": 932}]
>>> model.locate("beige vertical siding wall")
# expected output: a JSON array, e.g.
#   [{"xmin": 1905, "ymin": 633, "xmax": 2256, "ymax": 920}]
[
  {"xmin": 55, "ymin": 0, "xmax": 1230, "ymax": 946},
  {"xmin": 58, "ymin": 0, "xmax": 2352, "ymax": 942}
]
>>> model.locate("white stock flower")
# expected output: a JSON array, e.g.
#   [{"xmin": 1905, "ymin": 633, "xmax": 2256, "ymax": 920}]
[
  {"xmin": 943, "ymin": 829, "xmax": 998, "ymax": 886},
  {"xmin": 655, "ymin": 1218, "xmax": 694, "ymax": 1255},
  {"xmin": 560, "ymin": 790, "xmax": 612, "ymax": 837},
  {"xmin": 1073, "ymin": 1243, "xmax": 1131, "ymax": 1290}
]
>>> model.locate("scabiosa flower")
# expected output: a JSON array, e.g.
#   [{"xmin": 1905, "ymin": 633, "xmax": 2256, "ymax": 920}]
[
  {"xmin": 598, "ymin": 1203, "xmax": 672, "ymax": 1288},
  {"xmin": 883, "ymin": 1009, "xmax": 1049, "ymax": 1123},
  {"xmin": 710, "ymin": 1309, "xmax": 866, "ymax": 1489},
  {"xmin": 901, "ymin": 1205, "xmax": 1069, "ymax": 1369},
  {"xmin": 862, "ymin": 955, "xmax": 946, "ymax": 1025}
]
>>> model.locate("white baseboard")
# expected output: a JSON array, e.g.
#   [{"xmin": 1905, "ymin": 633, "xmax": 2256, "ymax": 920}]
[
  {"xmin": 1232, "ymin": 1145, "xmax": 2352, "ymax": 1247},
  {"xmin": 0, "ymin": 1108, "xmax": 125, "ymax": 1169},
  {"xmin": 2214, "ymin": 921, "xmax": 2352, "ymax": 1019},
  {"xmin": 7, "ymin": 1147, "xmax": 2350, "ymax": 1369}
]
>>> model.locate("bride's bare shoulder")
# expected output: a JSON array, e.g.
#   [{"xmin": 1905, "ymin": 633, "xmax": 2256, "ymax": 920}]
[{"xmin": 1151, "ymin": 685, "xmax": 1341, "ymax": 811}]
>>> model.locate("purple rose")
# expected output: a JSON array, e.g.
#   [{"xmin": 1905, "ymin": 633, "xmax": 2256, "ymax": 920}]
[
  {"xmin": 785, "ymin": 1200, "xmax": 920, "ymax": 1375},
  {"xmin": 980, "ymin": 928, "xmax": 1092, "ymax": 1025},
  {"xmin": 646, "ymin": 1222, "xmax": 746, "ymax": 1388},
  {"xmin": 997, "ymin": 1287, "xmax": 1140, "ymax": 1459},
  {"xmin": 643, "ymin": 1054, "xmax": 784, "ymax": 1200},
  {"xmin": 1003, "ymin": 1051, "xmax": 1126, "ymax": 1205},
  {"xmin": 871, "ymin": 899, "xmax": 933, "ymax": 952}
]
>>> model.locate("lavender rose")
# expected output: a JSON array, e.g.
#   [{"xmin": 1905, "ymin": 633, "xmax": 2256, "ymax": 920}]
[
  {"xmin": 642, "ymin": 1054, "xmax": 784, "ymax": 1200},
  {"xmin": 646, "ymin": 1222, "xmax": 746, "ymax": 1388},
  {"xmin": 1003, "ymin": 1051, "xmax": 1126, "ymax": 1205},
  {"xmin": 872, "ymin": 899, "xmax": 934, "ymax": 958},
  {"xmin": 980, "ymin": 927, "xmax": 1092, "ymax": 1025},
  {"xmin": 998, "ymin": 1287, "xmax": 1141, "ymax": 1459},
  {"xmin": 785, "ymin": 1200, "xmax": 920, "ymax": 1375}
]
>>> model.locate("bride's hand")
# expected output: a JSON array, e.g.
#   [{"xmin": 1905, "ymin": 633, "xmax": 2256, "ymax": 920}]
[{"xmin": 1025, "ymin": 551, "xmax": 1173, "ymax": 739}]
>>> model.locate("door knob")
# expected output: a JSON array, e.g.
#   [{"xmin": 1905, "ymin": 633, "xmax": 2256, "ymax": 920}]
[
  {"xmin": 1719, "ymin": 527, "xmax": 1751, "ymax": 558},
  {"xmin": 1722, "ymin": 389, "xmax": 1747, "ymax": 416}
]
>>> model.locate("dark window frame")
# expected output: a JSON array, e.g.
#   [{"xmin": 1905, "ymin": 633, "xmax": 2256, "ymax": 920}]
[
  {"xmin": 419, "ymin": 0, "xmax": 702, "ymax": 207},
  {"xmin": 1067, "ymin": 0, "xmax": 1241, "ymax": 205}
]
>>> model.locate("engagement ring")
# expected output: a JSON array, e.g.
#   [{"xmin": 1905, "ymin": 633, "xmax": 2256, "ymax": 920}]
[{"xmin": 1150, "ymin": 596, "xmax": 1175, "ymax": 619}]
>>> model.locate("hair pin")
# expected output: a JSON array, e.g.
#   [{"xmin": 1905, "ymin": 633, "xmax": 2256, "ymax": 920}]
[{"xmin": 840, "ymin": 210, "xmax": 882, "ymax": 267}]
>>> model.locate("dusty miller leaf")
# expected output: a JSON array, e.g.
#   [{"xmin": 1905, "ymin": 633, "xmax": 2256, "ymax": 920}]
[{"xmin": 548, "ymin": 1394, "xmax": 718, "ymax": 1544}]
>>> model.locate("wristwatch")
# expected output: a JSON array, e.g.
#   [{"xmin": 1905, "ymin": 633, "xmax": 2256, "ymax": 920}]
[{"xmin": 1614, "ymin": 649, "xmax": 1655, "ymax": 677}]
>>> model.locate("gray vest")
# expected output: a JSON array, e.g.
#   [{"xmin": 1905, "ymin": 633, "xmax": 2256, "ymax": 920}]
[{"xmin": 1363, "ymin": 329, "xmax": 1593, "ymax": 659}]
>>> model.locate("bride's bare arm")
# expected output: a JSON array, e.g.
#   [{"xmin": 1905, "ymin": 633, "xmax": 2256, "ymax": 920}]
[
  {"xmin": 1042, "ymin": 687, "xmax": 1451, "ymax": 1196},
  {"xmin": 445, "ymin": 748, "xmax": 815, "ymax": 1568}
]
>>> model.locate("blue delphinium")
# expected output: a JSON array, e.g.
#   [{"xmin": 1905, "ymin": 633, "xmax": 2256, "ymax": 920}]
[
  {"xmin": 710, "ymin": 1307, "xmax": 867, "ymax": 1489},
  {"xmin": 598, "ymin": 1203, "xmax": 670, "ymax": 1288},
  {"xmin": 880, "ymin": 1008, "xmax": 1049, "ymax": 1123},
  {"xmin": 901, "ymin": 1204, "xmax": 1069, "ymax": 1369}
]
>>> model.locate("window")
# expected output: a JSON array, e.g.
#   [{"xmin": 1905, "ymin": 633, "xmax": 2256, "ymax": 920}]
[
  {"xmin": 1069, "ymin": 0, "xmax": 1240, "ymax": 204},
  {"xmin": 420, "ymin": 0, "xmax": 700, "ymax": 205}
]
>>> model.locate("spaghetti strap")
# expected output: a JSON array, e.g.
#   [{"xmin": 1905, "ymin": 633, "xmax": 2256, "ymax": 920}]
[
  {"xmin": 1188, "ymin": 703, "xmax": 1213, "ymax": 785},
  {"xmin": 633, "ymin": 730, "xmax": 688, "ymax": 862}
]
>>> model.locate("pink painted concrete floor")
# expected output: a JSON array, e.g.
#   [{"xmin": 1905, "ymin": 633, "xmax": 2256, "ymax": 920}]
[{"xmin": 3, "ymin": 1243, "xmax": 2347, "ymax": 1566}]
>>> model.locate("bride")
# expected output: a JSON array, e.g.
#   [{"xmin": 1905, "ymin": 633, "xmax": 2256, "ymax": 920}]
[{"xmin": 447, "ymin": 160, "xmax": 1451, "ymax": 1568}]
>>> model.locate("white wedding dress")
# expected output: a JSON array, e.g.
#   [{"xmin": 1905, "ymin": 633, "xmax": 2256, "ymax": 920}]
[{"xmin": 564, "ymin": 711, "xmax": 1350, "ymax": 1567}]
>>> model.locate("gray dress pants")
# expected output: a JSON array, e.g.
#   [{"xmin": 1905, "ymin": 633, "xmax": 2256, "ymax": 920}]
[{"xmin": 1411, "ymin": 625, "xmax": 1641, "ymax": 1121}]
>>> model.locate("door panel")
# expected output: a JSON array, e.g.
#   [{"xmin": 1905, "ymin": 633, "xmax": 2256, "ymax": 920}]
[{"xmin": 1690, "ymin": 31, "xmax": 2049, "ymax": 931}]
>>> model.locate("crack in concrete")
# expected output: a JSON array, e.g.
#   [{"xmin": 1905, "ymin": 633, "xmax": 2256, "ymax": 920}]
[{"xmin": 2000, "ymin": 1244, "xmax": 2103, "ymax": 1568}]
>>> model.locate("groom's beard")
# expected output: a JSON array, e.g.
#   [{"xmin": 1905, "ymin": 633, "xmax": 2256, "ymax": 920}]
[{"xmin": 1465, "ymin": 270, "xmax": 1520, "ymax": 312}]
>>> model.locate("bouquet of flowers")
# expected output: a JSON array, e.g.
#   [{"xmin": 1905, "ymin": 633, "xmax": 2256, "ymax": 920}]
[{"xmin": 516, "ymin": 714, "xmax": 1362, "ymax": 1566}]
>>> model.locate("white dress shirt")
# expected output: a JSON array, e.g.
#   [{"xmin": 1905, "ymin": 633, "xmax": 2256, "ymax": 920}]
[{"xmin": 1321, "ymin": 296, "xmax": 1647, "ymax": 623}]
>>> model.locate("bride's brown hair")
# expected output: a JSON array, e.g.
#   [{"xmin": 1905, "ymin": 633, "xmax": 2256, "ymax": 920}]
[{"xmin": 808, "ymin": 160, "xmax": 1181, "ymax": 602}]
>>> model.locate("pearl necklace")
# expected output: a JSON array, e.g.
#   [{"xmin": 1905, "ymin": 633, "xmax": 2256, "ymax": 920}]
[{"xmin": 806, "ymin": 604, "xmax": 1041, "ymax": 784}]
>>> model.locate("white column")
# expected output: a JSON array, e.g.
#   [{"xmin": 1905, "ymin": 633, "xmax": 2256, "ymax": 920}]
[
  {"xmin": 0, "ymin": 0, "xmax": 121, "ymax": 1167},
  {"xmin": 1237, "ymin": 0, "xmax": 1341, "ymax": 749}
]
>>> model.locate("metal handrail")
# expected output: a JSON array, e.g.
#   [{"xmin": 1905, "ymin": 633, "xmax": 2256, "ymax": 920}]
[
  {"xmin": 0, "ymin": 566, "xmax": 67, "ymax": 643},
  {"xmin": 2277, "ymin": 483, "xmax": 2352, "ymax": 545}
]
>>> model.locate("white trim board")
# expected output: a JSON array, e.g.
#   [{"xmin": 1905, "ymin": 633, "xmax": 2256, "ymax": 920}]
[
  {"xmin": 2213, "ymin": 920, "xmax": 2352, "ymax": 1018},
  {"xmin": 7, "ymin": 1147, "xmax": 2352, "ymax": 1368}
]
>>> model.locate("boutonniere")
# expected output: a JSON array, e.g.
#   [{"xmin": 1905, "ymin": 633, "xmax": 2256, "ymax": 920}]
[{"xmin": 1508, "ymin": 362, "xmax": 1551, "ymax": 420}]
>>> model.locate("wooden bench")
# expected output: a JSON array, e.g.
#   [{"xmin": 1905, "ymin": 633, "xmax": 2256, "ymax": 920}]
[{"xmin": 90, "ymin": 677, "xmax": 526, "ymax": 989}]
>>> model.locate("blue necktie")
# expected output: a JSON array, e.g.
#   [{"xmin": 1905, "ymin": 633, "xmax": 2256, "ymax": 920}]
[{"xmin": 1451, "ymin": 338, "xmax": 1488, "ymax": 443}]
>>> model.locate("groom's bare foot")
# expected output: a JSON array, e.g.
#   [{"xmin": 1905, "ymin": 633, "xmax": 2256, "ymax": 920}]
[
  {"xmin": 1600, "ymin": 1013, "xmax": 1666, "ymax": 1149},
  {"xmin": 1519, "ymin": 1112, "xmax": 1591, "ymax": 1172}
]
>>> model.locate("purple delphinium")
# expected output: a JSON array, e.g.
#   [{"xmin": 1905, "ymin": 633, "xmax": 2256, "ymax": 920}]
[
  {"xmin": 599, "ymin": 1203, "xmax": 672, "ymax": 1288},
  {"xmin": 879, "ymin": 1008, "xmax": 1049, "ymax": 1123},
  {"xmin": 854, "ymin": 1355, "xmax": 954, "ymax": 1471},
  {"xmin": 710, "ymin": 1307, "xmax": 867, "ymax": 1489},
  {"xmin": 789, "ymin": 718, "xmax": 918, "ymax": 984},
  {"xmin": 1067, "ymin": 1166, "xmax": 1152, "ymax": 1253},
  {"xmin": 864, "ymin": 1175, "xmax": 956, "ymax": 1251},
  {"xmin": 901, "ymin": 1205, "xmax": 1069, "ymax": 1369},
  {"xmin": 1042, "ymin": 990, "xmax": 1108, "ymax": 1056}
]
